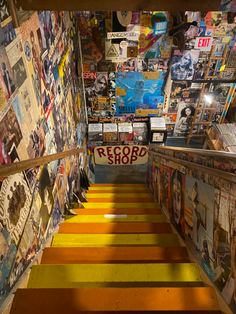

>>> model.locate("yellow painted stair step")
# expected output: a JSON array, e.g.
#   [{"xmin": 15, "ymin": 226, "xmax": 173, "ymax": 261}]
[
  {"xmin": 90, "ymin": 184, "xmax": 146, "ymax": 187},
  {"xmin": 87, "ymin": 187, "xmax": 148, "ymax": 192},
  {"xmin": 86, "ymin": 192, "xmax": 152, "ymax": 198},
  {"xmin": 82, "ymin": 202, "xmax": 157, "ymax": 209},
  {"xmin": 52, "ymin": 233, "xmax": 180, "ymax": 247},
  {"xmin": 28, "ymin": 263, "xmax": 202, "ymax": 288},
  {"xmin": 64, "ymin": 214, "xmax": 166, "ymax": 223}
]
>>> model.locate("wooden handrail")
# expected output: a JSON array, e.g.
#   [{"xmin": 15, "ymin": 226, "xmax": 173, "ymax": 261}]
[
  {"xmin": 15, "ymin": 0, "xmax": 221, "ymax": 11},
  {"xmin": 150, "ymin": 145, "xmax": 236, "ymax": 160},
  {"xmin": 0, "ymin": 148, "xmax": 83, "ymax": 178}
]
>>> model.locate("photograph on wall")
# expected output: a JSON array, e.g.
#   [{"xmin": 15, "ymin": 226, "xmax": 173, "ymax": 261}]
[{"xmin": 171, "ymin": 49, "xmax": 200, "ymax": 80}]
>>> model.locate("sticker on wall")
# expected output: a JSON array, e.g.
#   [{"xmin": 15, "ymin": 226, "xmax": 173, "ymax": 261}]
[
  {"xmin": 107, "ymin": 31, "xmax": 139, "ymax": 40},
  {"xmin": 127, "ymin": 46, "xmax": 138, "ymax": 58},
  {"xmin": 105, "ymin": 42, "xmax": 119, "ymax": 60},
  {"xmin": 117, "ymin": 11, "xmax": 132, "ymax": 27}
]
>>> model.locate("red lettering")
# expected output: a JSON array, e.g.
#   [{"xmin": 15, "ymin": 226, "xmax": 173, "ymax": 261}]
[
  {"xmin": 106, "ymin": 146, "xmax": 113, "ymax": 157},
  {"xmin": 132, "ymin": 146, "xmax": 139, "ymax": 156},
  {"xmin": 114, "ymin": 146, "xmax": 121, "ymax": 155},
  {"xmin": 122, "ymin": 156, "xmax": 129, "ymax": 164},
  {"xmin": 123, "ymin": 146, "xmax": 130, "ymax": 156},
  {"xmin": 114, "ymin": 154, "xmax": 121, "ymax": 164},
  {"xmin": 108, "ymin": 156, "xmax": 114, "ymax": 164},
  {"xmin": 130, "ymin": 156, "xmax": 138, "ymax": 164},
  {"xmin": 198, "ymin": 38, "xmax": 210, "ymax": 48},
  {"xmin": 139, "ymin": 147, "xmax": 147, "ymax": 157},
  {"xmin": 198, "ymin": 38, "xmax": 203, "ymax": 47},
  {"xmin": 83, "ymin": 72, "xmax": 97, "ymax": 79},
  {"xmin": 97, "ymin": 148, "xmax": 106, "ymax": 157}
]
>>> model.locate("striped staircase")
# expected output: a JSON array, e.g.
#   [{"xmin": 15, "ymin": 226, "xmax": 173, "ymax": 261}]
[{"xmin": 10, "ymin": 183, "xmax": 221, "ymax": 313}]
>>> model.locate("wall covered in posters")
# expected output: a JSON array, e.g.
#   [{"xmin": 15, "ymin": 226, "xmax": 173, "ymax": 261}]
[
  {"xmin": 0, "ymin": 3, "xmax": 87, "ymax": 306},
  {"xmin": 148, "ymin": 152, "xmax": 236, "ymax": 312},
  {"xmin": 80, "ymin": 10, "xmax": 236, "ymax": 143}
]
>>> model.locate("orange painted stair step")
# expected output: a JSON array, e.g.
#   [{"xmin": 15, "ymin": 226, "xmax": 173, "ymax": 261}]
[
  {"xmin": 10, "ymin": 287, "xmax": 221, "ymax": 314},
  {"xmin": 41, "ymin": 246, "xmax": 190, "ymax": 264},
  {"xmin": 58, "ymin": 222, "xmax": 172, "ymax": 234}
]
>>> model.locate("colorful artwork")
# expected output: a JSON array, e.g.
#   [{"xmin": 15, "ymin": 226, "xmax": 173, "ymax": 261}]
[{"xmin": 116, "ymin": 71, "xmax": 165, "ymax": 114}]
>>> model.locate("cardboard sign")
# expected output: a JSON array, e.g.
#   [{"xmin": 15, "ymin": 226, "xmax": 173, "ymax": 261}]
[
  {"xmin": 94, "ymin": 145, "xmax": 148, "ymax": 165},
  {"xmin": 194, "ymin": 37, "xmax": 213, "ymax": 51}
]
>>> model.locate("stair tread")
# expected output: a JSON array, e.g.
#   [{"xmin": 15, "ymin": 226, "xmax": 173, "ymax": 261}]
[
  {"xmin": 64, "ymin": 214, "xmax": 167, "ymax": 223},
  {"xmin": 58, "ymin": 222, "xmax": 172, "ymax": 234},
  {"xmin": 28, "ymin": 263, "xmax": 202, "ymax": 288},
  {"xmin": 82, "ymin": 202, "xmax": 158, "ymax": 209},
  {"xmin": 86, "ymin": 192, "xmax": 152, "ymax": 198},
  {"xmin": 41, "ymin": 246, "xmax": 190, "ymax": 264},
  {"xmin": 86, "ymin": 198, "xmax": 154, "ymax": 203},
  {"xmin": 73, "ymin": 208, "xmax": 162, "ymax": 215},
  {"xmin": 11, "ymin": 287, "xmax": 221, "ymax": 313},
  {"xmin": 52, "ymin": 233, "xmax": 180, "ymax": 247},
  {"xmin": 87, "ymin": 187, "xmax": 149, "ymax": 192},
  {"xmin": 90, "ymin": 184, "xmax": 147, "ymax": 187}
]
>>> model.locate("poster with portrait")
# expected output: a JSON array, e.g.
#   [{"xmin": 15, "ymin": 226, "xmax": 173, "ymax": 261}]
[
  {"xmin": 171, "ymin": 49, "xmax": 200, "ymax": 81},
  {"xmin": 185, "ymin": 176, "xmax": 215, "ymax": 257},
  {"xmin": 0, "ymin": 105, "xmax": 22, "ymax": 165},
  {"xmin": 2, "ymin": 20, "xmax": 16, "ymax": 47},
  {"xmin": 159, "ymin": 165, "xmax": 172, "ymax": 216},
  {"xmin": 174, "ymin": 102, "xmax": 195, "ymax": 136},
  {"xmin": 0, "ymin": 0, "xmax": 10, "ymax": 23},
  {"xmin": 170, "ymin": 170, "xmax": 185, "ymax": 236},
  {"xmin": 0, "ymin": 46, "xmax": 15, "ymax": 100},
  {"xmin": 20, "ymin": 12, "xmax": 43, "ymax": 108}
]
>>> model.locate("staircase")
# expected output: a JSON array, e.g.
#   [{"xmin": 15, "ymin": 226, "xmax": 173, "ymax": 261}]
[{"xmin": 10, "ymin": 183, "xmax": 221, "ymax": 313}]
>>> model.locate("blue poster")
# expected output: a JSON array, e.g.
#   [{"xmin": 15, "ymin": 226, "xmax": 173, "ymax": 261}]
[{"xmin": 115, "ymin": 72, "xmax": 165, "ymax": 115}]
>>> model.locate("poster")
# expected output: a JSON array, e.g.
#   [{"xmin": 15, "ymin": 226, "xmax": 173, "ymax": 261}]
[
  {"xmin": 185, "ymin": 177, "xmax": 215, "ymax": 256},
  {"xmin": 171, "ymin": 49, "xmax": 200, "ymax": 80},
  {"xmin": 0, "ymin": 46, "xmax": 15, "ymax": 100},
  {"xmin": 115, "ymin": 71, "xmax": 165, "ymax": 114}
]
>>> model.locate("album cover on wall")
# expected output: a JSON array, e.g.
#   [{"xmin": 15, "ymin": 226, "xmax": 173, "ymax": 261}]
[
  {"xmin": 133, "ymin": 122, "xmax": 148, "ymax": 144},
  {"xmin": 103, "ymin": 123, "xmax": 118, "ymax": 143}
]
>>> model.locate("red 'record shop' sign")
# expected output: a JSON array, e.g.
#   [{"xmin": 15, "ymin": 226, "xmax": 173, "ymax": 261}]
[{"xmin": 94, "ymin": 146, "xmax": 148, "ymax": 165}]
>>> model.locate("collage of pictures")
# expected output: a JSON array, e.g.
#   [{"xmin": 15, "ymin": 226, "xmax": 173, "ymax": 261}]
[
  {"xmin": 148, "ymin": 150, "xmax": 236, "ymax": 312},
  {"xmin": 0, "ymin": 3, "xmax": 87, "ymax": 305},
  {"xmin": 80, "ymin": 10, "xmax": 236, "ymax": 142}
]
